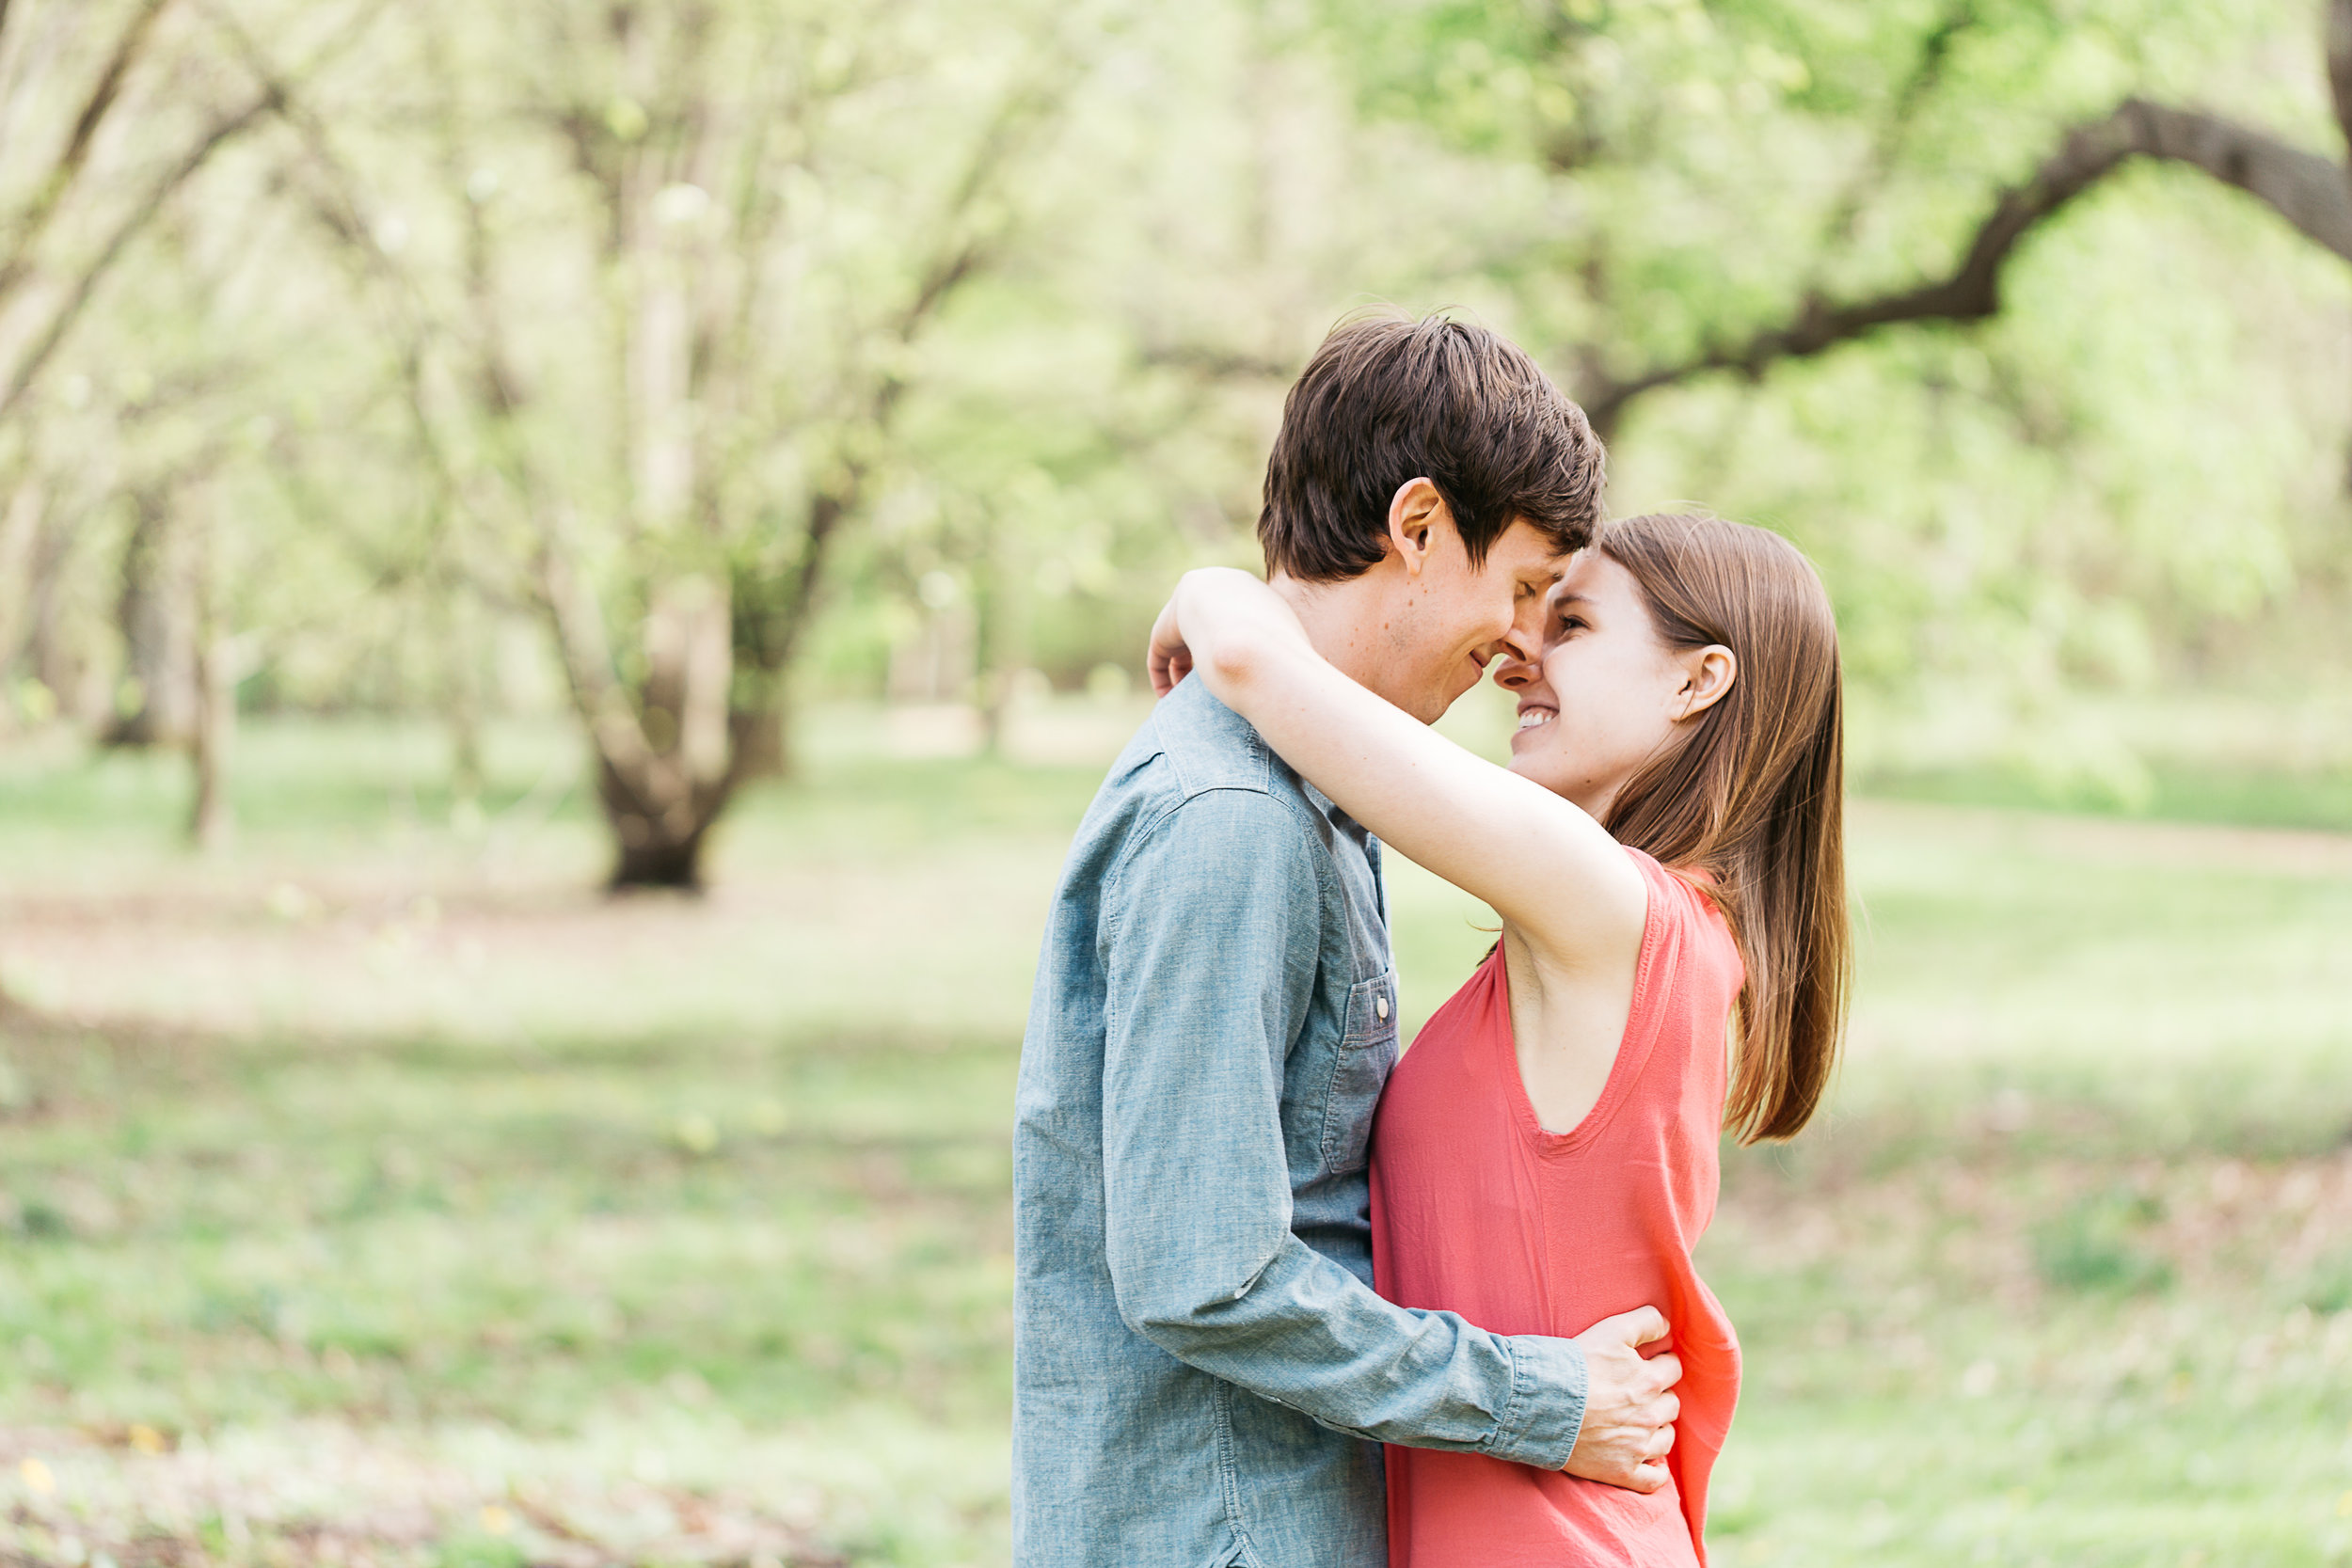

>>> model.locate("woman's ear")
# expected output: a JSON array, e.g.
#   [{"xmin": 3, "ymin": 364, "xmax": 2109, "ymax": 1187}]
[
  {"xmin": 1675, "ymin": 645, "xmax": 1737, "ymax": 721},
  {"xmin": 1386, "ymin": 478, "xmax": 1449, "ymax": 578}
]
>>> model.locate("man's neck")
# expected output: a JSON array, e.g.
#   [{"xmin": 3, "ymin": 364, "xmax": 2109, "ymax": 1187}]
[{"xmin": 1268, "ymin": 570, "xmax": 1396, "ymax": 702}]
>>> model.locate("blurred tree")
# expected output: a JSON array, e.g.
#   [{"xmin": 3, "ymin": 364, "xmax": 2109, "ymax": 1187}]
[
  {"xmin": 8, "ymin": 0, "xmax": 2350, "ymax": 879},
  {"xmin": 0, "ymin": 0, "xmax": 386, "ymax": 785},
  {"xmin": 0, "ymin": 0, "xmax": 282, "ymax": 426},
  {"xmin": 239, "ymin": 0, "xmax": 1108, "ymax": 887}
]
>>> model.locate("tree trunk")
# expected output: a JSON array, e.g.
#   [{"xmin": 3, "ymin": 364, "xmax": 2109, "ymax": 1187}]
[
  {"xmin": 729, "ymin": 700, "xmax": 790, "ymax": 781},
  {"xmin": 103, "ymin": 487, "xmax": 196, "ymax": 748},
  {"xmin": 24, "ymin": 513, "xmax": 81, "ymax": 722},
  {"xmin": 596, "ymin": 578, "xmax": 736, "ymax": 891},
  {"xmin": 441, "ymin": 588, "xmax": 485, "ymax": 821},
  {"xmin": 0, "ymin": 480, "xmax": 39, "ymax": 733},
  {"xmin": 975, "ymin": 516, "xmax": 1028, "ymax": 758},
  {"xmin": 596, "ymin": 747, "xmax": 723, "ymax": 890},
  {"xmin": 724, "ymin": 562, "xmax": 801, "ymax": 784},
  {"xmin": 188, "ymin": 630, "xmax": 234, "ymax": 852},
  {"xmin": 186, "ymin": 501, "xmax": 232, "ymax": 853},
  {"xmin": 604, "ymin": 824, "xmax": 713, "ymax": 889}
]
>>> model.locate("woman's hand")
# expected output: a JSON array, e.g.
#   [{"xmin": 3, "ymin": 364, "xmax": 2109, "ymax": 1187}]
[
  {"xmin": 1147, "ymin": 594, "xmax": 1195, "ymax": 697},
  {"xmin": 1147, "ymin": 569, "xmax": 1307, "ymax": 698}
]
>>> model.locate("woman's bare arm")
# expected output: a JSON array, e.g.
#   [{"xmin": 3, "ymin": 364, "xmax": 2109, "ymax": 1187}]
[{"xmin": 1150, "ymin": 569, "xmax": 1645, "ymax": 970}]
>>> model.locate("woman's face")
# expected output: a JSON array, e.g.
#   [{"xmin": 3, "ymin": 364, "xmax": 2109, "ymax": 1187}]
[{"xmin": 1499, "ymin": 550, "xmax": 1723, "ymax": 821}]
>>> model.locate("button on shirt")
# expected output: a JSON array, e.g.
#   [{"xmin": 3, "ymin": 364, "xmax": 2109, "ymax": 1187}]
[{"xmin": 1012, "ymin": 678, "xmax": 1592, "ymax": 1568}]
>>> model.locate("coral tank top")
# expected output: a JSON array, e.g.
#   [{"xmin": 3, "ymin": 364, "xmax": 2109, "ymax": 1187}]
[{"xmin": 1371, "ymin": 847, "xmax": 1744, "ymax": 1567}]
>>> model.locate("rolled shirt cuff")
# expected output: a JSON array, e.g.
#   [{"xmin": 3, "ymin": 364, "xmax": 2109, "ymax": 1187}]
[{"xmin": 1483, "ymin": 1334, "xmax": 1589, "ymax": 1470}]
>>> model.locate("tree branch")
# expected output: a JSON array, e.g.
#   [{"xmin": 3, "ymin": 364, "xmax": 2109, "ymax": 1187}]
[
  {"xmin": 733, "ymin": 29, "xmax": 1085, "ymax": 695},
  {"xmin": 0, "ymin": 0, "xmax": 388, "ymax": 424},
  {"xmin": 1812, "ymin": 0, "xmax": 1980, "ymax": 260},
  {"xmin": 0, "ymin": 0, "xmax": 176, "ymax": 305},
  {"xmin": 0, "ymin": 88, "xmax": 274, "ymax": 423},
  {"xmin": 1584, "ymin": 98, "xmax": 2352, "ymax": 437},
  {"xmin": 2328, "ymin": 0, "xmax": 2352, "ymax": 163}
]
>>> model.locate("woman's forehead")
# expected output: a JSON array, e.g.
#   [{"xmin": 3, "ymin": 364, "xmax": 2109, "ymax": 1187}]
[{"xmin": 1553, "ymin": 549, "xmax": 1636, "ymax": 605}]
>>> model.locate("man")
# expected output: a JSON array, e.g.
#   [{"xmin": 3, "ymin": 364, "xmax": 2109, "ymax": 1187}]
[{"xmin": 1014, "ymin": 313, "xmax": 1682, "ymax": 1566}]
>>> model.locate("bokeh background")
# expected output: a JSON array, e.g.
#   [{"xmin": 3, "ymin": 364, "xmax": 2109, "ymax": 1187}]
[{"xmin": 3, "ymin": 0, "xmax": 2351, "ymax": 1563}]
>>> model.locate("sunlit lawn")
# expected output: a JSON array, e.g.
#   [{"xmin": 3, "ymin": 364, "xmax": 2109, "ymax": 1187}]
[{"xmin": 1, "ymin": 706, "xmax": 2348, "ymax": 1566}]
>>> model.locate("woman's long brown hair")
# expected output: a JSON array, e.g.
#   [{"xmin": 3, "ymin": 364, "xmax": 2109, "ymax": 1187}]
[{"xmin": 1597, "ymin": 514, "xmax": 1849, "ymax": 1143}]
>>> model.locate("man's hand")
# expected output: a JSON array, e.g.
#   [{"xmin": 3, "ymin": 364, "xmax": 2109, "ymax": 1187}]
[{"xmin": 1562, "ymin": 1307, "xmax": 1680, "ymax": 1493}]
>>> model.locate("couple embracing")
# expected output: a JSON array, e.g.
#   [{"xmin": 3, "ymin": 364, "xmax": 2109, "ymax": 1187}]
[{"xmin": 1013, "ymin": 312, "xmax": 1848, "ymax": 1568}]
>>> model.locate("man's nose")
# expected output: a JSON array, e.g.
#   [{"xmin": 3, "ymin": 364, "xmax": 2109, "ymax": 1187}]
[
  {"xmin": 1491, "ymin": 648, "xmax": 1539, "ymax": 690},
  {"xmin": 1494, "ymin": 615, "xmax": 1544, "ymax": 670},
  {"xmin": 1502, "ymin": 587, "xmax": 1554, "ymax": 657}
]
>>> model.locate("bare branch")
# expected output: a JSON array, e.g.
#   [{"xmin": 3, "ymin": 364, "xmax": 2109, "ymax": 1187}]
[
  {"xmin": 1813, "ymin": 0, "xmax": 1979, "ymax": 259},
  {"xmin": 537, "ymin": 529, "xmax": 659, "ymax": 787},
  {"xmin": 424, "ymin": 43, "xmax": 642, "ymax": 774},
  {"xmin": 0, "ymin": 0, "xmax": 389, "ymax": 424},
  {"xmin": 1584, "ymin": 98, "xmax": 2352, "ymax": 436},
  {"xmin": 0, "ymin": 89, "xmax": 273, "ymax": 423},
  {"xmin": 2328, "ymin": 0, "xmax": 2352, "ymax": 163},
  {"xmin": 733, "ymin": 27, "xmax": 1089, "ymax": 691},
  {"xmin": 2129, "ymin": 98, "xmax": 2352, "ymax": 258},
  {"xmin": 0, "ymin": 0, "xmax": 176, "ymax": 303}
]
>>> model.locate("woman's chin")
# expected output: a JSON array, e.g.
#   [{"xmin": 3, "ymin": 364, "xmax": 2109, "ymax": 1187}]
[
  {"xmin": 1507, "ymin": 745, "xmax": 1586, "ymax": 804},
  {"xmin": 1504, "ymin": 748, "xmax": 1554, "ymax": 785}
]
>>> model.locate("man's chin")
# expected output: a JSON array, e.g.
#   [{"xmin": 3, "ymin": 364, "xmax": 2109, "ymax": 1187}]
[
  {"xmin": 1423, "ymin": 676, "xmax": 1482, "ymax": 723},
  {"xmin": 1415, "ymin": 691, "xmax": 1463, "ymax": 725}
]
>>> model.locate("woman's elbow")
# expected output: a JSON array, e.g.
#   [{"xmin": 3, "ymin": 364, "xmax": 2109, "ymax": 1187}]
[{"xmin": 1204, "ymin": 635, "xmax": 1269, "ymax": 691}]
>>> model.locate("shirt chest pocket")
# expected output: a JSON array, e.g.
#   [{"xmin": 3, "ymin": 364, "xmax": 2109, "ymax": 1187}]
[{"xmin": 1317, "ymin": 969, "xmax": 1399, "ymax": 1175}]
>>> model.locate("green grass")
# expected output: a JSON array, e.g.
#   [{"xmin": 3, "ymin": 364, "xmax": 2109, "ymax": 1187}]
[
  {"xmin": 1, "ymin": 710, "xmax": 2349, "ymax": 1565},
  {"xmin": 1861, "ymin": 758, "xmax": 2352, "ymax": 835}
]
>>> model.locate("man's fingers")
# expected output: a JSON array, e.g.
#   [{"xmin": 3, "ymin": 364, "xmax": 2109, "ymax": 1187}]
[
  {"xmin": 1608, "ymin": 1305, "xmax": 1670, "ymax": 1348},
  {"xmin": 1563, "ymin": 1307, "xmax": 1683, "ymax": 1493}
]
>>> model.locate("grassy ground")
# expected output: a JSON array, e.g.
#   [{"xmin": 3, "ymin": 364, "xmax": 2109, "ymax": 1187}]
[{"xmin": 1, "ymin": 708, "xmax": 2348, "ymax": 1566}]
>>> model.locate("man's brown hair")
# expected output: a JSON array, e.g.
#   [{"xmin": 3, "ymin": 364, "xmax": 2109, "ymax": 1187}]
[{"xmin": 1258, "ymin": 311, "xmax": 1606, "ymax": 581}]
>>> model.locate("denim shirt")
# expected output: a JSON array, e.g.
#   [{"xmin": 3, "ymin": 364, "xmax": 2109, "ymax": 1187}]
[{"xmin": 1012, "ymin": 678, "xmax": 1590, "ymax": 1568}]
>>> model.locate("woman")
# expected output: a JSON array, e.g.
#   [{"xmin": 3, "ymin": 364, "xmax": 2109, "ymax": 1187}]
[{"xmin": 1147, "ymin": 512, "xmax": 1849, "ymax": 1566}]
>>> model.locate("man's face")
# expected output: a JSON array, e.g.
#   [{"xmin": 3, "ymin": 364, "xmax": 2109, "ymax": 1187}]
[{"xmin": 1386, "ymin": 517, "xmax": 1565, "ymax": 723}]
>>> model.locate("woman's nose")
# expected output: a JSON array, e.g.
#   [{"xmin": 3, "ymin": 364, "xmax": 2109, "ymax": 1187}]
[{"xmin": 1491, "ymin": 652, "xmax": 1537, "ymax": 690}]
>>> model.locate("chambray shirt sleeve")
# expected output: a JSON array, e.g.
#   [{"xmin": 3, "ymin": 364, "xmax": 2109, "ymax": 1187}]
[{"xmin": 1098, "ymin": 786, "xmax": 1588, "ymax": 1467}]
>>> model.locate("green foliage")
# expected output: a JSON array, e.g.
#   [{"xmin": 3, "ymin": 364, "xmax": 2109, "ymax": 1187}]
[{"xmin": 1307, "ymin": 0, "xmax": 2352, "ymax": 729}]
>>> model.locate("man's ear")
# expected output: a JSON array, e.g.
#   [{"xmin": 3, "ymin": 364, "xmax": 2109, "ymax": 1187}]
[
  {"xmin": 1674, "ymin": 645, "xmax": 1737, "ymax": 721},
  {"xmin": 1386, "ymin": 478, "xmax": 1450, "ymax": 579}
]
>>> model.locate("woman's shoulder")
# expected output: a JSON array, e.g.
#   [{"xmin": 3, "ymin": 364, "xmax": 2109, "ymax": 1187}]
[{"xmin": 1619, "ymin": 846, "xmax": 1741, "ymax": 974}]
